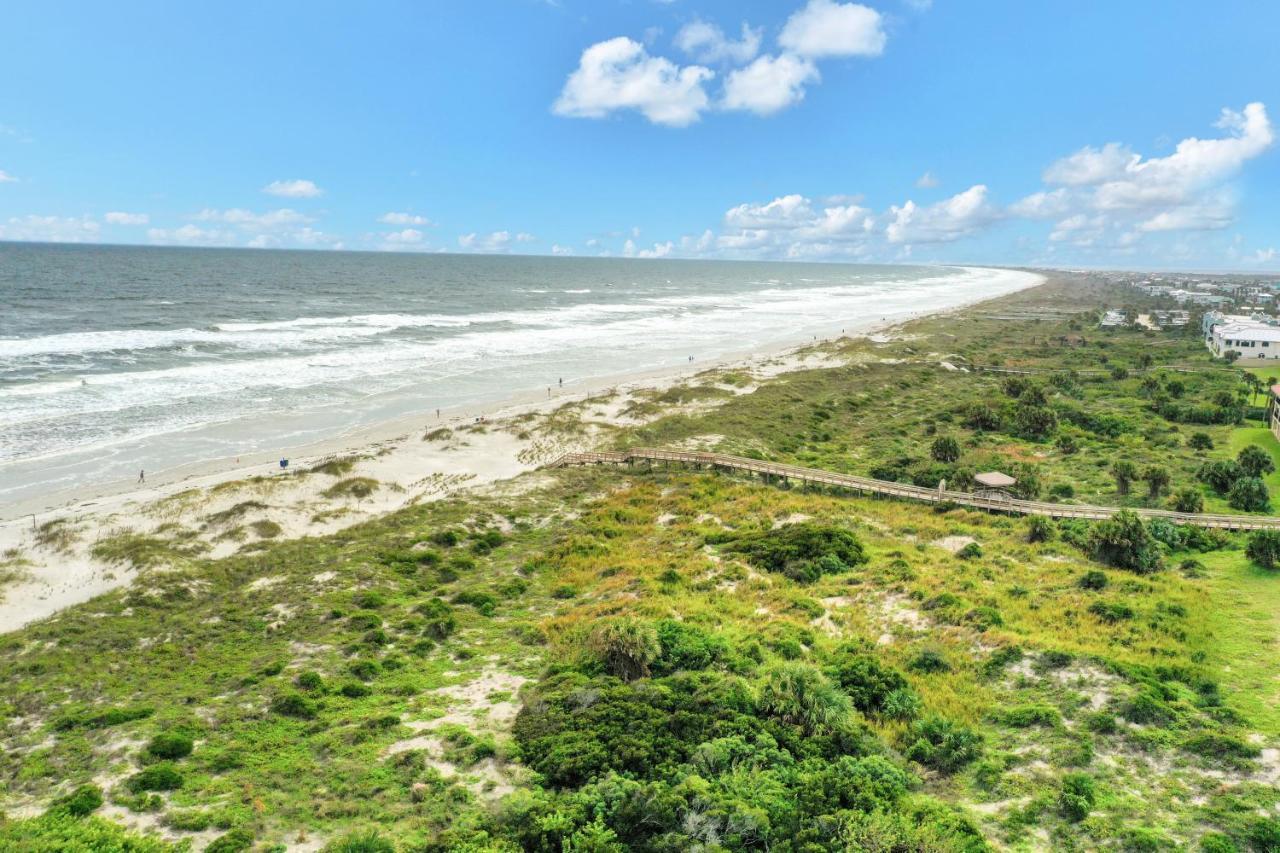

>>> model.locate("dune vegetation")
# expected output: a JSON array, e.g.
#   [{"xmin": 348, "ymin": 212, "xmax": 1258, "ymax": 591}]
[{"xmin": 1, "ymin": 274, "xmax": 1278, "ymax": 852}]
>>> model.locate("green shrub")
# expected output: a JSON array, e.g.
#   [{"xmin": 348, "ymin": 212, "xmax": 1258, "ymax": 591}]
[
  {"xmin": 829, "ymin": 648, "xmax": 910, "ymax": 716},
  {"xmin": 1088, "ymin": 510, "xmax": 1162, "ymax": 574},
  {"xmin": 296, "ymin": 671, "xmax": 325, "ymax": 692},
  {"xmin": 1180, "ymin": 732, "xmax": 1261, "ymax": 762},
  {"xmin": 1237, "ymin": 445, "xmax": 1275, "ymax": 478},
  {"xmin": 1172, "ymin": 488, "xmax": 1205, "ymax": 514},
  {"xmin": 756, "ymin": 661, "xmax": 852, "ymax": 734},
  {"xmin": 1013, "ymin": 404, "xmax": 1058, "ymax": 441},
  {"xmin": 1001, "ymin": 704, "xmax": 1061, "ymax": 728},
  {"xmin": 325, "ymin": 831, "xmax": 396, "ymax": 853},
  {"xmin": 957, "ymin": 542, "xmax": 982, "ymax": 560},
  {"xmin": 51, "ymin": 784, "xmax": 103, "ymax": 817},
  {"xmin": 271, "ymin": 692, "xmax": 317, "ymax": 719},
  {"xmin": 1122, "ymin": 688, "xmax": 1173, "ymax": 725},
  {"xmin": 588, "ymin": 618, "xmax": 660, "ymax": 681},
  {"xmin": 146, "ymin": 732, "xmax": 193, "ymax": 760},
  {"xmin": 904, "ymin": 717, "xmax": 982, "ymax": 772},
  {"xmin": 1199, "ymin": 459, "xmax": 1244, "ymax": 494},
  {"xmin": 1188, "ymin": 432, "xmax": 1214, "ymax": 450},
  {"xmin": 349, "ymin": 659, "xmax": 381, "ymax": 681},
  {"xmin": 53, "ymin": 705, "xmax": 154, "ymax": 731},
  {"xmin": 930, "ymin": 436, "xmax": 961, "ymax": 463},
  {"xmin": 1059, "ymin": 772, "xmax": 1096, "ymax": 822},
  {"xmin": 348, "ymin": 611, "xmax": 382, "ymax": 631},
  {"xmin": 127, "ymin": 763, "xmax": 183, "ymax": 793},
  {"xmin": 416, "ymin": 597, "xmax": 457, "ymax": 639},
  {"xmin": 206, "ymin": 827, "xmax": 255, "ymax": 853},
  {"xmin": 1088, "ymin": 600, "xmax": 1135, "ymax": 623},
  {"xmin": 1027, "ymin": 515, "xmax": 1055, "ymax": 543},
  {"xmin": 339, "ymin": 682, "xmax": 372, "ymax": 699},
  {"xmin": 908, "ymin": 649, "xmax": 951, "ymax": 674},
  {"xmin": 1085, "ymin": 711, "xmax": 1117, "ymax": 734},
  {"xmin": 717, "ymin": 523, "xmax": 867, "ymax": 583},
  {"xmin": 323, "ymin": 477, "xmax": 379, "ymax": 500},
  {"xmin": 652, "ymin": 619, "xmax": 727, "ymax": 675},
  {"xmin": 1246, "ymin": 529, "xmax": 1280, "ymax": 569},
  {"xmin": 1228, "ymin": 476, "xmax": 1271, "ymax": 512},
  {"xmin": 453, "ymin": 589, "xmax": 497, "ymax": 616},
  {"xmin": 1078, "ymin": 570, "xmax": 1108, "ymax": 590},
  {"xmin": 1199, "ymin": 832, "xmax": 1239, "ymax": 853}
]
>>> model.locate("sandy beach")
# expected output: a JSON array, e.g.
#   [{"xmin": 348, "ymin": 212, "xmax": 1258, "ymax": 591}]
[{"xmin": 0, "ymin": 268, "xmax": 1044, "ymax": 633}]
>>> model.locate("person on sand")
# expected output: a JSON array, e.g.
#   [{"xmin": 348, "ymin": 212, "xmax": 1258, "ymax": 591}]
[{"xmin": 138, "ymin": 469, "xmax": 145, "ymax": 484}]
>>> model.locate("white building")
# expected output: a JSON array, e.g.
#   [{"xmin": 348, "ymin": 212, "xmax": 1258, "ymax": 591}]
[{"xmin": 1209, "ymin": 321, "xmax": 1280, "ymax": 359}]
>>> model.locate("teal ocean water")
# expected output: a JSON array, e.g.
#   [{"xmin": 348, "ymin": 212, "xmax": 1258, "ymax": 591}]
[{"xmin": 0, "ymin": 243, "xmax": 1037, "ymax": 505}]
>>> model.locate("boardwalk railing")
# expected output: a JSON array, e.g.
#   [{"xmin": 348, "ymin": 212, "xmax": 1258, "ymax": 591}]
[{"xmin": 546, "ymin": 448, "xmax": 1280, "ymax": 531}]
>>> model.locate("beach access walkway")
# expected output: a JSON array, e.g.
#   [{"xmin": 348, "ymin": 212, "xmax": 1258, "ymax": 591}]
[{"xmin": 547, "ymin": 447, "xmax": 1280, "ymax": 531}]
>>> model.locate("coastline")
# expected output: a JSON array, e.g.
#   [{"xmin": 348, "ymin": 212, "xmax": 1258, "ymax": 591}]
[{"xmin": 0, "ymin": 266, "xmax": 1045, "ymax": 632}]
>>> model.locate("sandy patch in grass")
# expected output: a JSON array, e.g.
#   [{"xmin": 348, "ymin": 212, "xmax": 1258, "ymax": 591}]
[{"xmin": 932, "ymin": 535, "xmax": 976, "ymax": 554}]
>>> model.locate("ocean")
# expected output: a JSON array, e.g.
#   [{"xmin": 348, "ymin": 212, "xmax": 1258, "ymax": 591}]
[{"xmin": 0, "ymin": 243, "xmax": 1038, "ymax": 508}]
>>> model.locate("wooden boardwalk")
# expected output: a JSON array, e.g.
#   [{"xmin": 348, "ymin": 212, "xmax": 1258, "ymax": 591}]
[{"xmin": 547, "ymin": 447, "xmax": 1280, "ymax": 531}]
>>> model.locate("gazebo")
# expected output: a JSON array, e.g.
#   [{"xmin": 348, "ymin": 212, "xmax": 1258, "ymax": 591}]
[{"xmin": 974, "ymin": 471, "xmax": 1017, "ymax": 499}]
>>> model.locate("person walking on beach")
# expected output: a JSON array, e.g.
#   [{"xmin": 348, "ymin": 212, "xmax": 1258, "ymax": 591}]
[{"xmin": 138, "ymin": 469, "xmax": 145, "ymax": 484}]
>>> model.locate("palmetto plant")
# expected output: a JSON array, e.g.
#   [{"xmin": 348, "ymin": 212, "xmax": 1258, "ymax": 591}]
[{"xmin": 756, "ymin": 661, "xmax": 852, "ymax": 734}]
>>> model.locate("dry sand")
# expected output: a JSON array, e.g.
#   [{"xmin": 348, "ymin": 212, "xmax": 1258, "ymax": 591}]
[{"xmin": 0, "ymin": 271, "xmax": 1044, "ymax": 633}]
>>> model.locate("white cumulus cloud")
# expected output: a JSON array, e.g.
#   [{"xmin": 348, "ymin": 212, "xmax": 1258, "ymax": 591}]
[
  {"xmin": 379, "ymin": 212, "xmax": 432, "ymax": 226},
  {"xmin": 104, "ymin": 211, "xmax": 149, "ymax": 225},
  {"xmin": 675, "ymin": 19, "xmax": 762, "ymax": 64},
  {"xmin": 147, "ymin": 224, "xmax": 234, "ymax": 246},
  {"xmin": 458, "ymin": 230, "xmax": 532, "ymax": 253},
  {"xmin": 385, "ymin": 228, "xmax": 424, "ymax": 244},
  {"xmin": 885, "ymin": 184, "xmax": 999, "ymax": 244},
  {"xmin": 915, "ymin": 171, "xmax": 939, "ymax": 189},
  {"xmin": 0, "ymin": 215, "xmax": 100, "ymax": 243},
  {"xmin": 553, "ymin": 37, "xmax": 713, "ymax": 127},
  {"xmin": 624, "ymin": 238, "xmax": 675, "ymax": 259},
  {"xmin": 196, "ymin": 208, "xmax": 313, "ymax": 230},
  {"xmin": 262, "ymin": 179, "xmax": 323, "ymax": 198},
  {"xmin": 779, "ymin": 0, "xmax": 886, "ymax": 59},
  {"xmin": 722, "ymin": 54, "xmax": 819, "ymax": 115},
  {"xmin": 1012, "ymin": 102, "xmax": 1274, "ymax": 247}
]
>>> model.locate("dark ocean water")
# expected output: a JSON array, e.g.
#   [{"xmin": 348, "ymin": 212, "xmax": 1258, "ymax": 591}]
[{"xmin": 0, "ymin": 243, "xmax": 1035, "ymax": 504}]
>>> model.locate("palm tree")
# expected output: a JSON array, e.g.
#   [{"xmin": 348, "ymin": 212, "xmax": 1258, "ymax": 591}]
[
  {"xmin": 589, "ymin": 619, "xmax": 659, "ymax": 681},
  {"xmin": 756, "ymin": 661, "xmax": 851, "ymax": 735}
]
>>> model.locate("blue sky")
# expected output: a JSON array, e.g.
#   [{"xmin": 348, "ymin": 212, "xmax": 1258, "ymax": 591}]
[{"xmin": 1, "ymin": 0, "xmax": 1277, "ymax": 270}]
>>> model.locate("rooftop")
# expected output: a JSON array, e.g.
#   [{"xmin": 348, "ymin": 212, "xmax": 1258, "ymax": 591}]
[{"xmin": 974, "ymin": 471, "xmax": 1017, "ymax": 488}]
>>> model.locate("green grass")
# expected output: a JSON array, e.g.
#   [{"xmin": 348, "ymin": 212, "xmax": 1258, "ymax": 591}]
[{"xmin": 1198, "ymin": 549, "xmax": 1280, "ymax": 732}]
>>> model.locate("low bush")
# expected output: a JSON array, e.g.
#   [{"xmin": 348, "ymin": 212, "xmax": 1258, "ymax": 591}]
[
  {"xmin": 146, "ymin": 732, "xmax": 193, "ymax": 760},
  {"xmin": 127, "ymin": 763, "xmax": 183, "ymax": 793},
  {"xmin": 715, "ymin": 522, "xmax": 868, "ymax": 583},
  {"xmin": 1078, "ymin": 570, "xmax": 1108, "ymax": 590},
  {"xmin": 1058, "ymin": 772, "xmax": 1096, "ymax": 822},
  {"xmin": 1246, "ymin": 529, "xmax": 1280, "ymax": 569},
  {"xmin": 206, "ymin": 827, "xmax": 255, "ymax": 853},
  {"xmin": 904, "ymin": 717, "xmax": 982, "ymax": 773},
  {"xmin": 271, "ymin": 692, "xmax": 317, "ymax": 719},
  {"xmin": 50, "ymin": 784, "xmax": 103, "ymax": 817},
  {"xmin": 1087, "ymin": 510, "xmax": 1162, "ymax": 574}
]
